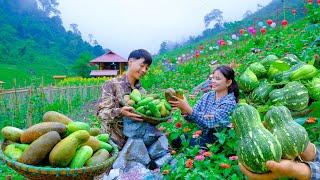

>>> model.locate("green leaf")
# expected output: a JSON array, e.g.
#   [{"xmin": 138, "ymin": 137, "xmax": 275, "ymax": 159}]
[
  {"xmin": 309, "ymin": 101, "xmax": 320, "ymax": 118},
  {"xmin": 214, "ymin": 132, "xmax": 226, "ymax": 145},
  {"xmin": 270, "ymin": 60, "xmax": 290, "ymax": 71}
]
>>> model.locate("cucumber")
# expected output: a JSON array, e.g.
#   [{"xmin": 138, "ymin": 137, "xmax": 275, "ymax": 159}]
[
  {"xmin": 96, "ymin": 134, "xmax": 109, "ymax": 143},
  {"xmin": 70, "ymin": 145, "xmax": 93, "ymax": 168}
]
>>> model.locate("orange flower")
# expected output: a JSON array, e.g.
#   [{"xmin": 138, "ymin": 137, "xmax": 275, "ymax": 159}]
[
  {"xmin": 183, "ymin": 127, "xmax": 191, "ymax": 133},
  {"xmin": 162, "ymin": 169, "xmax": 170, "ymax": 175},
  {"xmin": 185, "ymin": 159, "xmax": 194, "ymax": 169},
  {"xmin": 306, "ymin": 117, "xmax": 317, "ymax": 124},
  {"xmin": 220, "ymin": 163, "xmax": 230, "ymax": 169},
  {"xmin": 203, "ymin": 151, "xmax": 212, "ymax": 157}
]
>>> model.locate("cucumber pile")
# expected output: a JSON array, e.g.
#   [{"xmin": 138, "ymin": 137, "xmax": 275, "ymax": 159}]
[{"xmin": 1, "ymin": 111, "xmax": 113, "ymax": 168}]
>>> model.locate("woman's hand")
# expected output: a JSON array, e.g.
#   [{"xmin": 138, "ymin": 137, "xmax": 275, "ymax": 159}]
[
  {"xmin": 301, "ymin": 142, "xmax": 317, "ymax": 161},
  {"xmin": 239, "ymin": 160, "xmax": 311, "ymax": 180},
  {"xmin": 120, "ymin": 106, "xmax": 143, "ymax": 121},
  {"xmin": 168, "ymin": 95, "xmax": 193, "ymax": 115}
]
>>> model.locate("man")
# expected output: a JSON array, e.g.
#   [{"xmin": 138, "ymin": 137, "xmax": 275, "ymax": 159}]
[{"xmin": 96, "ymin": 49, "xmax": 152, "ymax": 149}]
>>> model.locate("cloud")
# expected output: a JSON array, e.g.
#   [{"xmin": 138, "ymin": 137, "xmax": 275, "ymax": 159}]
[{"xmin": 58, "ymin": 0, "xmax": 271, "ymax": 57}]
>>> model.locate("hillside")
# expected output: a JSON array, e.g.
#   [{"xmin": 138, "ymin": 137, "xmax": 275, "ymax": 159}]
[{"xmin": 0, "ymin": 0, "xmax": 104, "ymax": 88}]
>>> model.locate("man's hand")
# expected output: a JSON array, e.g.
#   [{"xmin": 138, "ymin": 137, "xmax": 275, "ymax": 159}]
[
  {"xmin": 239, "ymin": 160, "xmax": 311, "ymax": 180},
  {"xmin": 169, "ymin": 95, "xmax": 192, "ymax": 115},
  {"xmin": 120, "ymin": 106, "xmax": 143, "ymax": 122}
]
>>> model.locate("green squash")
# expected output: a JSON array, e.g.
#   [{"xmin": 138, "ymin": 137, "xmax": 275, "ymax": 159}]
[
  {"xmin": 269, "ymin": 81, "xmax": 309, "ymax": 111},
  {"xmin": 232, "ymin": 104, "xmax": 282, "ymax": 173},
  {"xmin": 251, "ymin": 80, "xmax": 274, "ymax": 103},
  {"xmin": 238, "ymin": 69, "xmax": 259, "ymax": 92},
  {"xmin": 264, "ymin": 106, "xmax": 309, "ymax": 160},
  {"xmin": 248, "ymin": 62, "xmax": 267, "ymax": 78}
]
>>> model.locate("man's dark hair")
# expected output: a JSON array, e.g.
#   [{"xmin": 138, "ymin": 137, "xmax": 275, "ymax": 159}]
[{"xmin": 128, "ymin": 49, "xmax": 153, "ymax": 65}]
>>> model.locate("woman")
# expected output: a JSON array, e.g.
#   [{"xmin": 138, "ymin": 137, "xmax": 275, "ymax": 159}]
[{"xmin": 169, "ymin": 65, "xmax": 239, "ymax": 149}]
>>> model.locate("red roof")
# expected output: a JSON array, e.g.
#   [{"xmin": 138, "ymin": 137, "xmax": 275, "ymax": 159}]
[
  {"xmin": 90, "ymin": 51, "xmax": 127, "ymax": 63},
  {"xmin": 90, "ymin": 70, "xmax": 118, "ymax": 76}
]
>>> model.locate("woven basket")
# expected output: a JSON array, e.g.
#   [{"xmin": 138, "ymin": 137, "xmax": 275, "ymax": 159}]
[
  {"xmin": 0, "ymin": 140, "xmax": 119, "ymax": 180},
  {"xmin": 133, "ymin": 110, "xmax": 171, "ymax": 125}
]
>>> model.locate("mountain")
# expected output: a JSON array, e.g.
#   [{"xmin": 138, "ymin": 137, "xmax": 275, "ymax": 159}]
[{"xmin": 0, "ymin": 0, "xmax": 105, "ymax": 88}]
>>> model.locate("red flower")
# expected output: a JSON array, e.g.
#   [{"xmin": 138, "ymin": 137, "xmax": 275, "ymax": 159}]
[
  {"xmin": 308, "ymin": 0, "xmax": 312, "ymax": 4},
  {"xmin": 267, "ymin": 19, "xmax": 273, "ymax": 25},
  {"xmin": 175, "ymin": 122, "xmax": 182, "ymax": 128},
  {"xmin": 260, "ymin": 28, "xmax": 266, "ymax": 34},
  {"xmin": 239, "ymin": 29, "xmax": 245, "ymax": 35},
  {"xmin": 220, "ymin": 163, "xmax": 231, "ymax": 169},
  {"xmin": 185, "ymin": 159, "xmax": 194, "ymax": 169},
  {"xmin": 281, "ymin": 20, "xmax": 288, "ymax": 27},
  {"xmin": 195, "ymin": 130, "xmax": 202, "ymax": 135}
]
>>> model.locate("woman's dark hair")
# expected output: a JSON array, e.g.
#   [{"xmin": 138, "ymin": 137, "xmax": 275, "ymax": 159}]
[
  {"xmin": 128, "ymin": 49, "xmax": 153, "ymax": 65},
  {"xmin": 213, "ymin": 65, "xmax": 239, "ymax": 103}
]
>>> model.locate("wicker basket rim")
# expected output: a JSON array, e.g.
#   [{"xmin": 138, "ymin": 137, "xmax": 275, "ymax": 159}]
[
  {"xmin": 0, "ymin": 139, "xmax": 119, "ymax": 173},
  {"xmin": 133, "ymin": 110, "xmax": 171, "ymax": 125}
]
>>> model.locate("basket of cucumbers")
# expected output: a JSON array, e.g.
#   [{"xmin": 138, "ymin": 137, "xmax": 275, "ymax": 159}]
[{"xmin": 122, "ymin": 89, "xmax": 172, "ymax": 125}]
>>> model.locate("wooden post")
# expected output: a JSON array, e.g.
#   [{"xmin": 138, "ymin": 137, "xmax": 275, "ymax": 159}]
[
  {"xmin": 40, "ymin": 77, "xmax": 45, "ymax": 116},
  {"xmin": 27, "ymin": 85, "xmax": 33, "ymax": 127},
  {"xmin": 13, "ymin": 79, "xmax": 19, "ymax": 121}
]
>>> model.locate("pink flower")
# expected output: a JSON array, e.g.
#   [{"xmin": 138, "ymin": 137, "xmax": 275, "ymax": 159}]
[
  {"xmin": 199, "ymin": 149, "xmax": 206, "ymax": 155},
  {"xmin": 229, "ymin": 155, "xmax": 238, "ymax": 161},
  {"xmin": 195, "ymin": 155, "xmax": 205, "ymax": 161},
  {"xmin": 192, "ymin": 134, "xmax": 200, "ymax": 138},
  {"xmin": 227, "ymin": 123, "xmax": 234, "ymax": 129},
  {"xmin": 158, "ymin": 126, "xmax": 165, "ymax": 131}
]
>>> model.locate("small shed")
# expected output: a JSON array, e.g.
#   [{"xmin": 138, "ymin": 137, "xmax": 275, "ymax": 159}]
[{"xmin": 90, "ymin": 51, "xmax": 127, "ymax": 77}]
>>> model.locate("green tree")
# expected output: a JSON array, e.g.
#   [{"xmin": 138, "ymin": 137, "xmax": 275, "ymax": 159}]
[{"xmin": 73, "ymin": 52, "xmax": 94, "ymax": 77}]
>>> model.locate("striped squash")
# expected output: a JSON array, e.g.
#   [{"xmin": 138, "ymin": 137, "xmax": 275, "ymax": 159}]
[
  {"xmin": 260, "ymin": 54, "xmax": 279, "ymax": 69},
  {"xmin": 232, "ymin": 104, "xmax": 282, "ymax": 173},
  {"xmin": 251, "ymin": 80, "xmax": 274, "ymax": 103},
  {"xmin": 264, "ymin": 106, "xmax": 309, "ymax": 160},
  {"xmin": 280, "ymin": 54, "xmax": 301, "ymax": 66},
  {"xmin": 248, "ymin": 62, "xmax": 267, "ymax": 78},
  {"xmin": 238, "ymin": 69, "xmax": 259, "ymax": 92},
  {"xmin": 269, "ymin": 81, "xmax": 309, "ymax": 111}
]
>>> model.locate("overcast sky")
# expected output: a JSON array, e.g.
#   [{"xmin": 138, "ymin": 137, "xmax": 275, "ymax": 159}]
[{"xmin": 57, "ymin": 0, "xmax": 271, "ymax": 58}]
